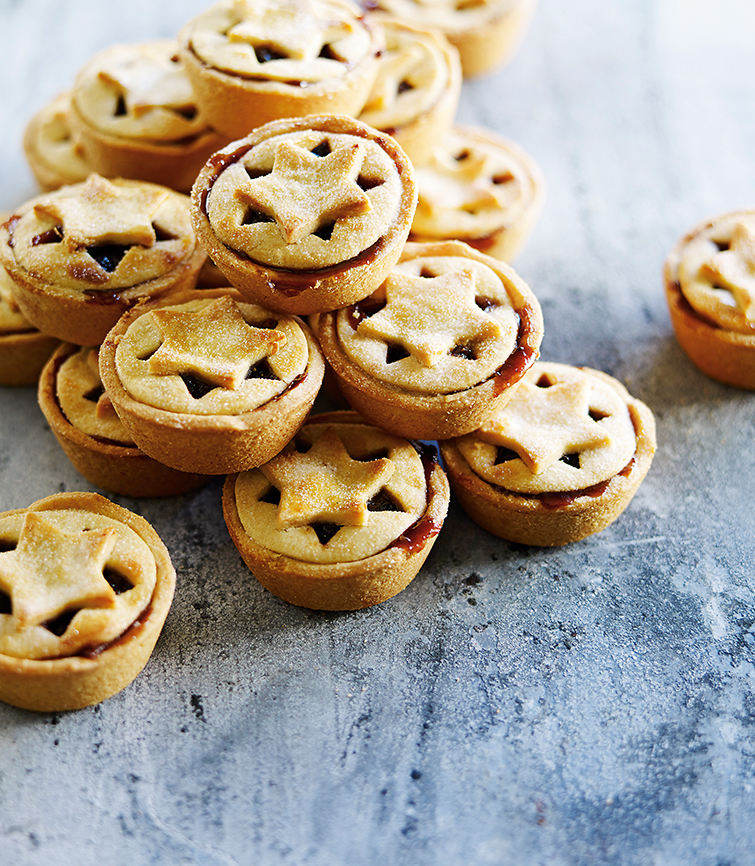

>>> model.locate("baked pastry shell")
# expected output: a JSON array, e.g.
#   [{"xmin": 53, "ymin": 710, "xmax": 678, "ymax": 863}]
[
  {"xmin": 439, "ymin": 373, "xmax": 656, "ymax": 546},
  {"xmin": 177, "ymin": 18, "xmax": 381, "ymax": 140},
  {"xmin": 410, "ymin": 127, "xmax": 545, "ymax": 263},
  {"xmin": 317, "ymin": 240, "xmax": 544, "ymax": 440},
  {"xmin": 664, "ymin": 214, "xmax": 755, "ymax": 389},
  {"xmin": 222, "ymin": 410, "xmax": 450, "ymax": 610},
  {"xmin": 0, "ymin": 492, "xmax": 176, "ymax": 712},
  {"xmin": 68, "ymin": 100, "xmax": 229, "ymax": 195},
  {"xmin": 0, "ymin": 210, "xmax": 207, "ymax": 348},
  {"xmin": 191, "ymin": 115, "xmax": 417, "ymax": 316},
  {"xmin": 359, "ymin": 22, "xmax": 462, "ymax": 168},
  {"xmin": 0, "ymin": 329, "xmax": 60, "ymax": 387},
  {"xmin": 22, "ymin": 93, "xmax": 91, "ymax": 192},
  {"xmin": 38, "ymin": 343, "xmax": 209, "ymax": 497},
  {"xmin": 98, "ymin": 288, "xmax": 325, "ymax": 475}
]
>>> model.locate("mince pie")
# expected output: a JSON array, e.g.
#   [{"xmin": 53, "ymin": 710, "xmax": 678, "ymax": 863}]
[
  {"xmin": 23, "ymin": 92, "xmax": 92, "ymax": 192},
  {"xmin": 358, "ymin": 18, "xmax": 461, "ymax": 166},
  {"xmin": 178, "ymin": 0, "xmax": 383, "ymax": 139},
  {"xmin": 318, "ymin": 240, "xmax": 543, "ymax": 439},
  {"xmin": 440, "ymin": 362, "xmax": 656, "ymax": 546},
  {"xmin": 0, "ymin": 175, "xmax": 206, "ymax": 347},
  {"xmin": 191, "ymin": 114, "xmax": 417, "ymax": 315},
  {"xmin": 664, "ymin": 209, "xmax": 755, "ymax": 389},
  {"xmin": 223, "ymin": 411, "xmax": 450, "ymax": 610},
  {"xmin": 98, "ymin": 287, "xmax": 324, "ymax": 475},
  {"xmin": 364, "ymin": 0, "xmax": 538, "ymax": 78},
  {"xmin": 70, "ymin": 40, "xmax": 228, "ymax": 194},
  {"xmin": 0, "ymin": 260, "xmax": 59, "ymax": 387},
  {"xmin": 0, "ymin": 492, "xmax": 176, "ymax": 711},
  {"xmin": 410, "ymin": 126, "xmax": 544, "ymax": 262},
  {"xmin": 39, "ymin": 343, "xmax": 208, "ymax": 496}
]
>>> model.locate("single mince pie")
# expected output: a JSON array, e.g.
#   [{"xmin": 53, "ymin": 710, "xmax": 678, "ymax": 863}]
[
  {"xmin": 317, "ymin": 240, "xmax": 544, "ymax": 440},
  {"xmin": 0, "ymin": 175, "xmax": 206, "ymax": 347},
  {"xmin": 0, "ymin": 492, "xmax": 176, "ymax": 711},
  {"xmin": 69, "ymin": 41, "xmax": 228, "ymax": 194},
  {"xmin": 0, "ymin": 261, "xmax": 59, "ymax": 387},
  {"xmin": 178, "ymin": 0, "xmax": 382, "ymax": 139},
  {"xmin": 39, "ymin": 344, "xmax": 208, "ymax": 497},
  {"xmin": 23, "ymin": 92, "xmax": 92, "ymax": 192},
  {"xmin": 98, "ymin": 287, "xmax": 324, "ymax": 475},
  {"xmin": 439, "ymin": 362, "xmax": 656, "ymax": 546},
  {"xmin": 664, "ymin": 209, "xmax": 755, "ymax": 389},
  {"xmin": 357, "ymin": 18, "xmax": 461, "ymax": 166},
  {"xmin": 223, "ymin": 411, "xmax": 450, "ymax": 610},
  {"xmin": 410, "ymin": 126, "xmax": 544, "ymax": 263},
  {"xmin": 363, "ymin": 0, "xmax": 538, "ymax": 78},
  {"xmin": 191, "ymin": 115, "xmax": 417, "ymax": 315}
]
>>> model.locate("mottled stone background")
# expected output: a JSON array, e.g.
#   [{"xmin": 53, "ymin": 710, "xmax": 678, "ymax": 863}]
[{"xmin": 1, "ymin": 1, "xmax": 755, "ymax": 864}]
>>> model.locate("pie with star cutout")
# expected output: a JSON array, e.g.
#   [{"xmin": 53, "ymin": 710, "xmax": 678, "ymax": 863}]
[
  {"xmin": 364, "ymin": 0, "xmax": 538, "ymax": 78},
  {"xmin": 0, "ymin": 175, "xmax": 206, "ymax": 347},
  {"xmin": 318, "ymin": 240, "xmax": 543, "ymax": 439},
  {"xmin": 665, "ymin": 209, "xmax": 755, "ymax": 389},
  {"xmin": 223, "ymin": 411, "xmax": 450, "ymax": 610},
  {"xmin": 178, "ymin": 0, "xmax": 382, "ymax": 139},
  {"xmin": 38, "ymin": 343, "xmax": 208, "ymax": 497},
  {"xmin": 410, "ymin": 126, "xmax": 544, "ymax": 263},
  {"xmin": 0, "ymin": 492, "xmax": 176, "ymax": 712},
  {"xmin": 357, "ymin": 18, "xmax": 461, "ymax": 166},
  {"xmin": 439, "ymin": 362, "xmax": 656, "ymax": 546},
  {"xmin": 191, "ymin": 114, "xmax": 417, "ymax": 315},
  {"xmin": 0, "ymin": 258, "xmax": 60, "ymax": 387},
  {"xmin": 69, "ymin": 41, "xmax": 227, "ymax": 194},
  {"xmin": 98, "ymin": 287, "xmax": 324, "ymax": 475}
]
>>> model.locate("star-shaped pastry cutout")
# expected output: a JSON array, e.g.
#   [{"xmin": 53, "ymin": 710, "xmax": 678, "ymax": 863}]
[
  {"xmin": 357, "ymin": 269, "xmax": 501, "ymax": 367},
  {"xmin": 262, "ymin": 428, "xmax": 395, "ymax": 529},
  {"xmin": 418, "ymin": 149, "xmax": 500, "ymax": 213},
  {"xmin": 478, "ymin": 378, "xmax": 611, "ymax": 474},
  {"xmin": 363, "ymin": 42, "xmax": 424, "ymax": 113},
  {"xmin": 148, "ymin": 296, "xmax": 287, "ymax": 390},
  {"xmin": 701, "ymin": 221, "xmax": 755, "ymax": 320},
  {"xmin": 98, "ymin": 47, "xmax": 198, "ymax": 118},
  {"xmin": 228, "ymin": 0, "xmax": 327, "ymax": 61},
  {"xmin": 238, "ymin": 140, "xmax": 371, "ymax": 244},
  {"xmin": 0, "ymin": 512, "xmax": 117, "ymax": 629},
  {"xmin": 33, "ymin": 174, "xmax": 168, "ymax": 250}
]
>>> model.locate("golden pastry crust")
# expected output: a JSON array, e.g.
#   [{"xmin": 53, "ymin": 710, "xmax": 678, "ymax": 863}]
[
  {"xmin": 318, "ymin": 240, "xmax": 543, "ymax": 439},
  {"xmin": 191, "ymin": 115, "xmax": 417, "ymax": 315},
  {"xmin": 357, "ymin": 18, "xmax": 461, "ymax": 166},
  {"xmin": 38, "ymin": 343, "xmax": 208, "ymax": 496},
  {"xmin": 0, "ymin": 176, "xmax": 206, "ymax": 347},
  {"xmin": 440, "ymin": 363, "xmax": 656, "ymax": 546},
  {"xmin": 0, "ymin": 492, "xmax": 175, "ymax": 711},
  {"xmin": 365, "ymin": 0, "xmax": 538, "ymax": 77},
  {"xmin": 69, "ymin": 41, "xmax": 228, "ymax": 194},
  {"xmin": 0, "ymin": 263, "xmax": 59, "ymax": 387},
  {"xmin": 223, "ymin": 411, "xmax": 450, "ymax": 610},
  {"xmin": 664, "ymin": 209, "xmax": 755, "ymax": 389},
  {"xmin": 99, "ymin": 287, "xmax": 324, "ymax": 474},
  {"xmin": 23, "ymin": 92, "xmax": 92, "ymax": 192},
  {"xmin": 410, "ymin": 126, "xmax": 544, "ymax": 262},
  {"xmin": 178, "ymin": 0, "xmax": 383, "ymax": 139}
]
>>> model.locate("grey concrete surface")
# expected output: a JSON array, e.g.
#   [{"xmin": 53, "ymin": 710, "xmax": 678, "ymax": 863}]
[{"xmin": 2, "ymin": 1, "xmax": 755, "ymax": 864}]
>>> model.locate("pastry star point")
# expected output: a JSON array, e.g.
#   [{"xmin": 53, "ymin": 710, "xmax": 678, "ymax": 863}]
[
  {"xmin": 701, "ymin": 221, "xmax": 755, "ymax": 319},
  {"xmin": 357, "ymin": 269, "xmax": 501, "ymax": 367},
  {"xmin": 148, "ymin": 296, "xmax": 286, "ymax": 390},
  {"xmin": 239, "ymin": 140, "xmax": 371, "ymax": 244},
  {"xmin": 479, "ymin": 378, "xmax": 611, "ymax": 474},
  {"xmin": 262, "ymin": 428, "xmax": 395, "ymax": 530},
  {"xmin": 0, "ymin": 512, "xmax": 117, "ymax": 629}
]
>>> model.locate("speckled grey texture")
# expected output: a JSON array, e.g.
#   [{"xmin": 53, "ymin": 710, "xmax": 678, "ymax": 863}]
[{"xmin": 2, "ymin": 1, "xmax": 755, "ymax": 864}]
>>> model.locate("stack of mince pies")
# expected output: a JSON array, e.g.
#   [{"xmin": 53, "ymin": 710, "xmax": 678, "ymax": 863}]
[{"xmin": 0, "ymin": 0, "xmax": 661, "ymax": 711}]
